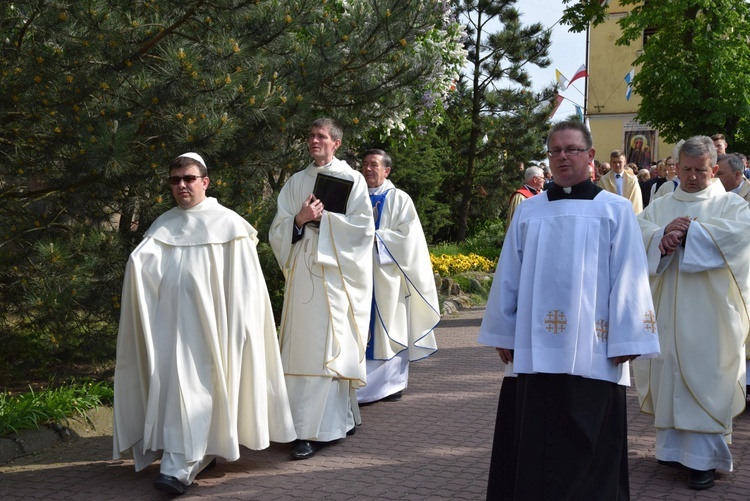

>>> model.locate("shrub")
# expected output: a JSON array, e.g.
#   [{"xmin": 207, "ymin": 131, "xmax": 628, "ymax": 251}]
[{"xmin": 0, "ymin": 380, "xmax": 113, "ymax": 437}]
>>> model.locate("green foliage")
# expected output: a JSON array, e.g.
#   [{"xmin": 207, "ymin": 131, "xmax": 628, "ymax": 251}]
[
  {"xmin": 257, "ymin": 241, "xmax": 285, "ymax": 324},
  {"xmin": 430, "ymin": 217, "xmax": 504, "ymax": 261},
  {"xmin": 449, "ymin": 0, "xmax": 554, "ymax": 240},
  {"xmin": 0, "ymin": 1, "xmax": 466, "ymax": 372},
  {"xmin": 1, "ymin": 228, "xmax": 125, "ymax": 375},
  {"xmin": 615, "ymin": 1, "xmax": 750, "ymax": 151},
  {"xmin": 560, "ymin": 0, "xmax": 609, "ymax": 33},
  {"xmin": 451, "ymin": 271, "xmax": 493, "ymax": 296},
  {"xmin": 0, "ymin": 380, "xmax": 113, "ymax": 436},
  {"xmin": 561, "ymin": 0, "xmax": 750, "ymax": 152},
  {"xmin": 357, "ymin": 109, "xmax": 453, "ymax": 242},
  {"xmin": 463, "ymin": 218, "xmax": 505, "ymax": 260}
]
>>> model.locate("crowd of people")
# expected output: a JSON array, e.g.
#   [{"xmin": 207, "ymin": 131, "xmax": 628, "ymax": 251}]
[
  {"xmin": 109, "ymin": 116, "xmax": 750, "ymax": 499},
  {"xmin": 494, "ymin": 122, "xmax": 750, "ymax": 497}
]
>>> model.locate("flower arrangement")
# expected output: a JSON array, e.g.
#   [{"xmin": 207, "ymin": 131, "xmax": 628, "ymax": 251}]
[{"xmin": 430, "ymin": 253, "xmax": 497, "ymax": 277}]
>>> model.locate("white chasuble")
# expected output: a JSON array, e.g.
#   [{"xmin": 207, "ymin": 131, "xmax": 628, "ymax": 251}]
[
  {"xmin": 368, "ymin": 180, "xmax": 439, "ymax": 361},
  {"xmin": 269, "ymin": 159, "xmax": 374, "ymax": 387},
  {"xmin": 598, "ymin": 170, "xmax": 643, "ymax": 214},
  {"xmin": 478, "ymin": 190, "xmax": 660, "ymax": 385},
  {"xmin": 635, "ymin": 180, "xmax": 750, "ymax": 435},
  {"xmin": 113, "ymin": 198, "xmax": 296, "ymax": 468}
]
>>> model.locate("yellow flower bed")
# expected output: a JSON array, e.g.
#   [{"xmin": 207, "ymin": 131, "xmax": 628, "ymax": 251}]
[{"xmin": 430, "ymin": 253, "xmax": 498, "ymax": 277}]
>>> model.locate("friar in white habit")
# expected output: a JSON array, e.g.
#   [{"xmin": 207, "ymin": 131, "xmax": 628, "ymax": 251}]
[
  {"xmin": 355, "ymin": 149, "xmax": 439, "ymax": 404},
  {"xmin": 113, "ymin": 153, "xmax": 296, "ymax": 495}
]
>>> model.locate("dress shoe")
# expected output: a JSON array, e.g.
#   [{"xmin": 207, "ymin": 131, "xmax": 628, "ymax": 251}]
[
  {"xmin": 153, "ymin": 474, "xmax": 188, "ymax": 495},
  {"xmin": 291, "ymin": 440, "xmax": 326, "ymax": 460},
  {"xmin": 688, "ymin": 469, "xmax": 715, "ymax": 490},
  {"xmin": 381, "ymin": 390, "xmax": 403, "ymax": 402},
  {"xmin": 346, "ymin": 426, "xmax": 357, "ymax": 436}
]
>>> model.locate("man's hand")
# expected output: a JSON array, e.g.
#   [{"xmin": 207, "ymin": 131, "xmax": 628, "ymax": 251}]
[
  {"xmin": 659, "ymin": 230, "xmax": 685, "ymax": 255},
  {"xmin": 659, "ymin": 216, "xmax": 691, "ymax": 255},
  {"xmin": 664, "ymin": 216, "xmax": 692, "ymax": 235},
  {"xmin": 496, "ymin": 348, "xmax": 514, "ymax": 364},
  {"xmin": 294, "ymin": 194, "xmax": 324, "ymax": 227}
]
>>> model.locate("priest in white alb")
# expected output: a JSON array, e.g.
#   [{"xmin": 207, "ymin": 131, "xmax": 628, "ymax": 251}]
[
  {"xmin": 113, "ymin": 153, "xmax": 296, "ymax": 495},
  {"xmin": 269, "ymin": 118, "xmax": 374, "ymax": 460},
  {"xmin": 635, "ymin": 135, "xmax": 750, "ymax": 491},
  {"xmin": 355, "ymin": 149, "xmax": 439, "ymax": 404},
  {"xmin": 478, "ymin": 121, "xmax": 660, "ymax": 500}
]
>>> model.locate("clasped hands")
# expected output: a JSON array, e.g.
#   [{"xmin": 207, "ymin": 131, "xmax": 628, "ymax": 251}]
[
  {"xmin": 295, "ymin": 194, "xmax": 324, "ymax": 227},
  {"xmin": 496, "ymin": 348, "xmax": 638, "ymax": 366},
  {"xmin": 659, "ymin": 216, "xmax": 692, "ymax": 256}
]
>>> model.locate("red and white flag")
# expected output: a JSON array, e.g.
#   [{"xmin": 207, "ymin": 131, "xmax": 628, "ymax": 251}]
[{"xmin": 569, "ymin": 64, "xmax": 589, "ymax": 86}]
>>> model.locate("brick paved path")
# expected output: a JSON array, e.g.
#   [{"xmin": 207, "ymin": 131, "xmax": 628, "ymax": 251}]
[{"xmin": 2, "ymin": 307, "xmax": 750, "ymax": 500}]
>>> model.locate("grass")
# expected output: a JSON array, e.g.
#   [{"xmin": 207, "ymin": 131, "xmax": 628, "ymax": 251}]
[{"xmin": 0, "ymin": 380, "xmax": 113, "ymax": 437}]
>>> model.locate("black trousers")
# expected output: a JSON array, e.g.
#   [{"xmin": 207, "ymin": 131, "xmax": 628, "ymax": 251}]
[{"xmin": 486, "ymin": 373, "xmax": 630, "ymax": 501}]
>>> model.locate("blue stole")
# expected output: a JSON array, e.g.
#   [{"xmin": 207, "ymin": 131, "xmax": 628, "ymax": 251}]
[{"xmin": 366, "ymin": 190, "xmax": 391, "ymax": 359}]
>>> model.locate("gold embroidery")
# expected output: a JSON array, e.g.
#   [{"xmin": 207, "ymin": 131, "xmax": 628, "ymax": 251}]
[
  {"xmin": 643, "ymin": 310, "xmax": 657, "ymax": 333},
  {"xmin": 596, "ymin": 320, "xmax": 609, "ymax": 342},
  {"xmin": 544, "ymin": 310, "xmax": 567, "ymax": 334}
]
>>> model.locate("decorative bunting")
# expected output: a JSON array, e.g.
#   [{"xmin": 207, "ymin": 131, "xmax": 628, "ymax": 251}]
[
  {"xmin": 569, "ymin": 64, "xmax": 589, "ymax": 86},
  {"xmin": 624, "ymin": 68, "xmax": 635, "ymax": 101},
  {"xmin": 549, "ymin": 93, "xmax": 564, "ymax": 118}
]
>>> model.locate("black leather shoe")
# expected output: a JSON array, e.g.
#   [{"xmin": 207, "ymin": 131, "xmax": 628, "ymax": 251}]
[
  {"xmin": 291, "ymin": 440, "xmax": 326, "ymax": 460},
  {"xmin": 346, "ymin": 426, "xmax": 357, "ymax": 436},
  {"xmin": 688, "ymin": 469, "xmax": 715, "ymax": 490},
  {"xmin": 381, "ymin": 390, "xmax": 403, "ymax": 402},
  {"xmin": 153, "ymin": 474, "xmax": 188, "ymax": 495}
]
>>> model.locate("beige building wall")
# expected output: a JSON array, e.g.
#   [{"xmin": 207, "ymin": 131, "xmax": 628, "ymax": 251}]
[{"xmin": 586, "ymin": 2, "xmax": 677, "ymax": 165}]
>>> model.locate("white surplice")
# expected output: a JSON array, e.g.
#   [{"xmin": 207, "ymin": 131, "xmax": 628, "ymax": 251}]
[
  {"xmin": 479, "ymin": 190, "xmax": 660, "ymax": 384},
  {"xmin": 113, "ymin": 198, "xmax": 296, "ymax": 475},
  {"xmin": 356, "ymin": 180, "xmax": 439, "ymax": 403},
  {"xmin": 635, "ymin": 180, "xmax": 750, "ymax": 472},
  {"xmin": 269, "ymin": 158, "xmax": 374, "ymax": 440}
]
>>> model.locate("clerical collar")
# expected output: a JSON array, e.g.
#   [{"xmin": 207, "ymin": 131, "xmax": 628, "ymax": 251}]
[
  {"xmin": 523, "ymin": 184, "xmax": 538, "ymax": 195},
  {"xmin": 547, "ymin": 179, "xmax": 602, "ymax": 201},
  {"xmin": 313, "ymin": 159, "xmax": 334, "ymax": 169}
]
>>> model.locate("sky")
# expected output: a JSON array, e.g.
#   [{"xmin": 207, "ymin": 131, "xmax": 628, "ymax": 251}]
[{"xmin": 514, "ymin": 1, "xmax": 588, "ymax": 121}]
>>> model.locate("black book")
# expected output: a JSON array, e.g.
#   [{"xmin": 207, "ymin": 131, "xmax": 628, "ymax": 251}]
[{"xmin": 313, "ymin": 173, "xmax": 354, "ymax": 214}]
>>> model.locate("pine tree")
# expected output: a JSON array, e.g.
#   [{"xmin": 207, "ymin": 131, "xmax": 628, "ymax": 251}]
[
  {"xmin": 451, "ymin": 0, "xmax": 554, "ymax": 240},
  {"xmin": 0, "ymin": 0, "xmax": 465, "ymax": 371}
]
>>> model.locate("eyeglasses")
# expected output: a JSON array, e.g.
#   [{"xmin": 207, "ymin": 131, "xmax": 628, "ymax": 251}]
[
  {"xmin": 168, "ymin": 175, "xmax": 205, "ymax": 185},
  {"xmin": 547, "ymin": 148, "xmax": 591, "ymax": 158}
]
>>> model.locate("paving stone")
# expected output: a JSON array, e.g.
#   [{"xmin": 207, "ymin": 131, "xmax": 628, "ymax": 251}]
[{"xmin": 2, "ymin": 307, "xmax": 750, "ymax": 500}]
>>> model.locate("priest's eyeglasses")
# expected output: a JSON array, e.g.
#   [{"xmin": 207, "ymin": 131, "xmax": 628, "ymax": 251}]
[
  {"xmin": 169, "ymin": 175, "xmax": 205, "ymax": 185},
  {"xmin": 547, "ymin": 148, "xmax": 591, "ymax": 158}
]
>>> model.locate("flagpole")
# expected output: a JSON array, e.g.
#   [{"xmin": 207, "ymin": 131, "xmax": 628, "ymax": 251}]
[{"xmin": 584, "ymin": 20, "xmax": 590, "ymax": 124}]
